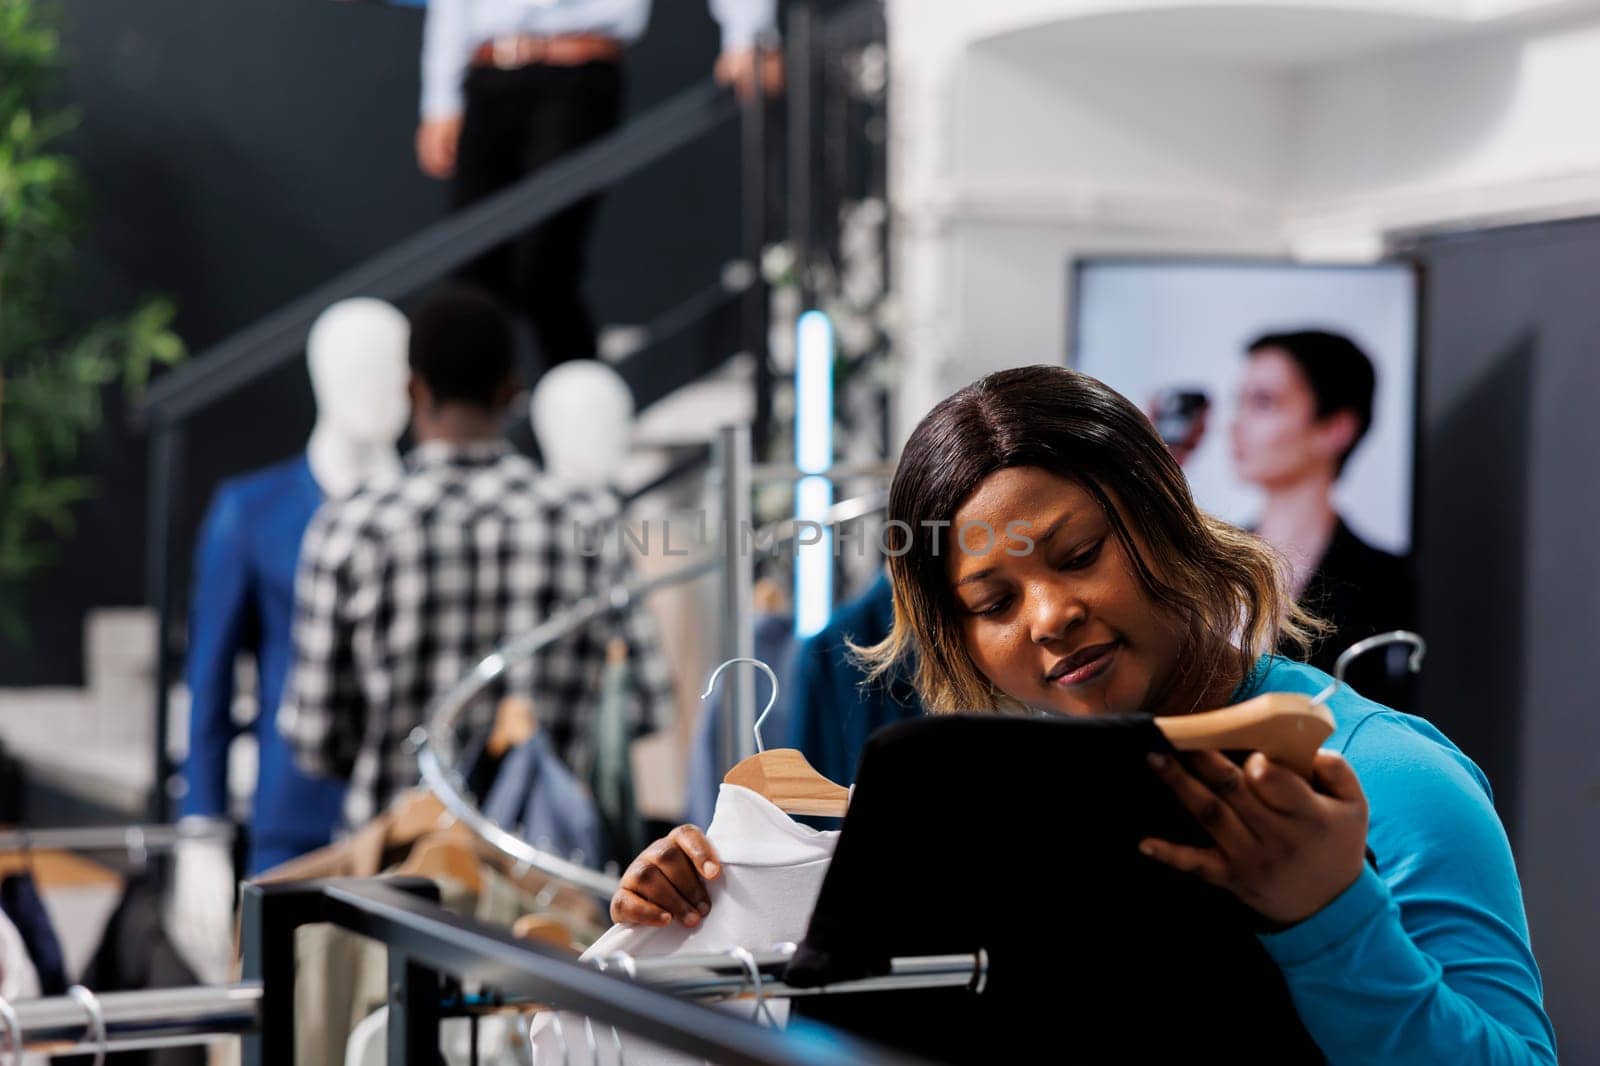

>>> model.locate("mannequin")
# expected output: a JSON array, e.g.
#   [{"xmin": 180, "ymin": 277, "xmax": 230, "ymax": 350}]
[
  {"xmin": 528, "ymin": 360, "xmax": 634, "ymax": 488},
  {"xmin": 169, "ymin": 298, "xmax": 409, "ymax": 982}
]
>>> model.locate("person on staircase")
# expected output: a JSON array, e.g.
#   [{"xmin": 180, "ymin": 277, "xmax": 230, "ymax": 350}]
[{"xmin": 415, "ymin": 0, "xmax": 783, "ymax": 368}]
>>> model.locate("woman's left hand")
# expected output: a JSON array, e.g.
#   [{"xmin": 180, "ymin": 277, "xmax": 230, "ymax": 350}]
[{"xmin": 1140, "ymin": 749, "xmax": 1369, "ymax": 925}]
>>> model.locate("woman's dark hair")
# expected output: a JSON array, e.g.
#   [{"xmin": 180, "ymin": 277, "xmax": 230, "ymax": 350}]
[
  {"xmin": 857, "ymin": 365, "xmax": 1320, "ymax": 713},
  {"xmin": 1247, "ymin": 330, "xmax": 1376, "ymax": 475},
  {"xmin": 408, "ymin": 283, "xmax": 516, "ymax": 410}
]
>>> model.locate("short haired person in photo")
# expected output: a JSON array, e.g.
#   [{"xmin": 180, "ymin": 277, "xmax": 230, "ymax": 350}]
[
  {"xmin": 613, "ymin": 366, "xmax": 1555, "ymax": 1063},
  {"xmin": 1230, "ymin": 330, "xmax": 1413, "ymax": 698},
  {"xmin": 279, "ymin": 283, "xmax": 672, "ymax": 829},
  {"xmin": 416, "ymin": 0, "xmax": 783, "ymax": 368}
]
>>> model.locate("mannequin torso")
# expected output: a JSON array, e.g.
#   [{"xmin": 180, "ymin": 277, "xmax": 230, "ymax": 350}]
[{"xmin": 180, "ymin": 298, "xmax": 411, "ymax": 872}]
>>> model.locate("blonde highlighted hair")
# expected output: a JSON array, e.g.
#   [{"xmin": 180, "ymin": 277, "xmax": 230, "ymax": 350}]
[{"xmin": 856, "ymin": 366, "xmax": 1323, "ymax": 714}]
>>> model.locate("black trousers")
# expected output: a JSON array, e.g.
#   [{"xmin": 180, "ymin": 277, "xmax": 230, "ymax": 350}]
[{"xmin": 454, "ymin": 60, "xmax": 624, "ymax": 368}]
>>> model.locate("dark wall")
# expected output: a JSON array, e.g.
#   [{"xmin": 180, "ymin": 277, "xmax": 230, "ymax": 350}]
[
  {"xmin": 1410, "ymin": 216, "xmax": 1600, "ymax": 1061},
  {"xmin": 0, "ymin": 0, "xmax": 740, "ymax": 684}
]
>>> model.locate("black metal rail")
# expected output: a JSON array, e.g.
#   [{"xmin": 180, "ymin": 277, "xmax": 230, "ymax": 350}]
[
  {"xmin": 138, "ymin": 82, "xmax": 739, "ymax": 425},
  {"xmin": 239, "ymin": 877, "xmax": 929, "ymax": 1065}
]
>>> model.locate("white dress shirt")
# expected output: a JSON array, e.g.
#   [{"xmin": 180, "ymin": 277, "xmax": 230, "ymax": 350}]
[
  {"xmin": 422, "ymin": 0, "xmax": 779, "ymax": 119},
  {"xmin": 528, "ymin": 783, "xmax": 840, "ymax": 1064}
]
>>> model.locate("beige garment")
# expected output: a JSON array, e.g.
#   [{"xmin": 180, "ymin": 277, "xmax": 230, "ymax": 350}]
[
  {"xmin": 234, "ymin": 800, "xmax": 603, "ymax": 1065},
  {"xmin": 290, "ymin": 868, "xmax": 548, "ymax": 1066}
]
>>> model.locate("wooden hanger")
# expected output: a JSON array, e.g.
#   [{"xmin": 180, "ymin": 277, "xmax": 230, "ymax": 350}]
[
  {"xmin": 724, "ymin": 748, "xmax": 851, "ymax": 817},
  {"xmin": 386, "ymin": 789, "xmax": 452, "ymax": 848},
  {"xmin": 513, "ymin": 913, "xmax": 577, "ymax": 954},
  {"xmin": 1155, "ymin": 693, "xmax": 1334, "ymax": 778},
  {"xmin": 487, "ymin": 695, "xmax": 539, "ymax": 759},
  {"xmin": 1154, "ymin": 632, "xmax": 1427, "ymax": 778},
  {"xmin": 711, "ymin": 658, "xmax": 851, "ymax": 819},
  {"xmin": 396, "ymin": 830, "xmax": 484, "ymax": 895}
]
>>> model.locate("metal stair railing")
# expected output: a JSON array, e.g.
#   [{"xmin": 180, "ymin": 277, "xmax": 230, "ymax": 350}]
[{"xmin": 137, "ymin": 81, "xmax": 743, "ymax": 425}]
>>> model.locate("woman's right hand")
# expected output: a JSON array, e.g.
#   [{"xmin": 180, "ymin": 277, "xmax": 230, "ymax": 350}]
[{"xmin": 610, "ymin": 825, "xmax": 722, "ymax": 927}]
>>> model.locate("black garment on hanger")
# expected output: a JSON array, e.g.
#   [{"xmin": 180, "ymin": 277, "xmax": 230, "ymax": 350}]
[
  {"xmin": 57, "ymin": 873, "xmax": 205, "ymax": 1066},
  {"xmin": 0, "ymin": 872, "xmax": 68, "ymax": 994},
  {"xmin": 787, "ymin": 715, "xmax": 1324, "ymax": 1064}
]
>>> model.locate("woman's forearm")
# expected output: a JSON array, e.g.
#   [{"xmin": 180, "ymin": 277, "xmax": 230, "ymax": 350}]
[{"xmin": 1262, "ymin": 867, "xmax": 1556, "ymax": 1065}]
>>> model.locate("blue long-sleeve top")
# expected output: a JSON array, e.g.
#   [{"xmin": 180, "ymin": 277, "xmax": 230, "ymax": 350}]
[
  {"xmin": 1239, "ymin": 656, "xmax": 1556, "ymax": 1064},
  {"xmin": 180, "ymin": 455, "xmax": 346, "ymax": 873}
]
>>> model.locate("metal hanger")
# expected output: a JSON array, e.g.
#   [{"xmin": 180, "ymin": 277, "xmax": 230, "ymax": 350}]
[
  {"xmin": 582, "ymin": 1016, "xmax": 600, "ymax": 1066},
  {"xmin": 1313, "ymin": 630, "xmax": 1427, "ymax": 707},
  {"xmin": 0, "ymin": 991, "xmax": 21, "ymax": 1065},
  {"xmin": 547, "ymin": 1012, "xmax": 572, "ymax": 1066},
  {"xmin": 725, "ymin": 946, "xmax": 778, "ymax": 1028},
  {"xmin": 702, "ymin": 657, "xmax": 782, "ymax": 755},
  {"xmin": 597, "ymin": 951, "xmax": 635, "ymax": 1066},
  {"xmin": 706, "ymin": 658, "xmax": 850, "ymax": 817},
  {"xmin": 68, "ymin": 985, "xmax": 107, "ymax": 1066},
  {"xmin": 123, "ymin": 826, "xmax": 149, "ymax": 870}
]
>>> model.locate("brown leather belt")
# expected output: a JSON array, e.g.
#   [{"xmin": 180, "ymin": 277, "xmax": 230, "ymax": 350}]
[{"xmin": 469, "ymin": 33, "xmax": 622, "ymax": 70}]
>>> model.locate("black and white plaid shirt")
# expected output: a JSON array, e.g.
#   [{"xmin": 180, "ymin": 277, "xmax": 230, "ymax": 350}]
[{"xmin": 279, "ymin": 439, "xmax": 673, "ymax": 828}]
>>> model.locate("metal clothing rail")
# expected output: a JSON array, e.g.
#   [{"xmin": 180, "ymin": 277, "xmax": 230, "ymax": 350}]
[
  {"xmin": 414, "ymin": 479, "xmax": 891, "ymax": 900},
  {"xmin": 0, "ymin": 821, "xmax": 231, "ymax": 856},
  {"xmin": 240, "ymin": 877, "xmax": 934, "ymax": 1065},
  {"xmin": 609, "ymin": 946, "xmax": 986, "ymax": 1002},
  {"xmin": 0, "ymin": 879, "xmax": 968, "ymax": 1061},
  {"xmin": 0, "ymin": 984, "xmax": 262, "ymax": 1057}
]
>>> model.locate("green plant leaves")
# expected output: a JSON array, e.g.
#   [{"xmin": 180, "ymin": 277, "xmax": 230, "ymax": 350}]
[{"xmin": 0, "ymin": 0, "xmax": 187, "ymax": 639}]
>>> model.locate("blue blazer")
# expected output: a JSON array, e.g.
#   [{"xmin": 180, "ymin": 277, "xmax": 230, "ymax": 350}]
[{"xmin": 180, "ymin": 455, "xmax": 347, "ymax": 872}]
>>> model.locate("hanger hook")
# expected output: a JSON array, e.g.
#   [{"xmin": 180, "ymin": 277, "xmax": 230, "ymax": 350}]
[
  {"xmin": 548, "ymin": 1012, "xmax": 571, "ymax": 1066},
  {"xmin": 595, "ymin": 954, "xmax": 634, "ymax": 1066},
  {"xmin": 1311, "ymin": 630, "xmax": 1427, "ymax": 707},
  {"xmin": 124, "ymin": 826, "xmax": 148, "ymax": 869},
  {"xmin": 725, "ymin": 946, "xmax": 778, "ymax": 1028},
  {"xmin": 68, "ymin": 985, "xmax": 107, "ymax": 1066},
  {"xmin": 0, "ymin": 992, "xmax": 21, "ymax": 1065},
  {"xmin": 583, "ymin": 1016, "xmax": 600, "ymax": 1066},
  {"xmin": 701, "ymin": 658, "xmax": 780, "ymax": 755}
]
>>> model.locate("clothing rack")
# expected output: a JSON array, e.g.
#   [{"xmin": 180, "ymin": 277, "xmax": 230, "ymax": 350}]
[
  {"xmin": 0, "ymin": 821, "xmax": 231, "ymax": 857},
  {"xmin": 413, "ymin": 442, "xmax": 890, "ymax": 900},
  {"xmin": 0, "ymin": 984, "xmax": 261, "ymax": 1057},
  {"xmin": 603, "ymin": 946, "xmax": 986, "ymax": 1001},
  {"xmin": 238, "ymin": 877, "xmax": 941, "ymax": 1064},
  {"xmin": 0, "ymin": 878, "xmax": 963, "ymax": 1061}
]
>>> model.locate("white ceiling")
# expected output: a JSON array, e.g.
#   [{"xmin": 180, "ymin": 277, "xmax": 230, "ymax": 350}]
[{"xmin": 972, "ymin": 0, "xmax": 1600, "ymax": 69}]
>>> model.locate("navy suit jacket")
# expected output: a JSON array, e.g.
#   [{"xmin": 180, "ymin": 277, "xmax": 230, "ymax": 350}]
[{"xmin": 180, "ymin": 455, "xmax": 346, "ymax": 872}]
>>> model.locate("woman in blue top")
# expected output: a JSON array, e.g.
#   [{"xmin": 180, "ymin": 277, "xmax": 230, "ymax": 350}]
[{"xmin": 614, "ymin": 365, "xmax": 1555, "ymax": 1064}]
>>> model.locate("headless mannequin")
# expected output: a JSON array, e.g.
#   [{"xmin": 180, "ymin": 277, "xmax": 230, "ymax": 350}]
[
  {"xmin": 169, "ymin": 298, "xmax": 409, "ymax": 983},
  {"xmin": 528, "ymin": 360, "xmax": 634, "ymax": 489},
  {"xmin": 305, "ymin": 299, "xmax": 411, "ymax": 496}
]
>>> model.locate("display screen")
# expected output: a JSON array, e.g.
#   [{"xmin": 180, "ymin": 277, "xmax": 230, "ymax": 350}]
[
  {"xmin": 1072, "ymin": 257, "xmax": 1420, "ymax": 697},
  {"xmin": 1072, "ymin": 258, "xmax": 1418, "ymax": 554}
]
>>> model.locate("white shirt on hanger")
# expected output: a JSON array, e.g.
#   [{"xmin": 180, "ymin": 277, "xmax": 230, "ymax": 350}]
[{"xmin": 528, "ymin": 783, "xmax": 839, "ymax": 1064}]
